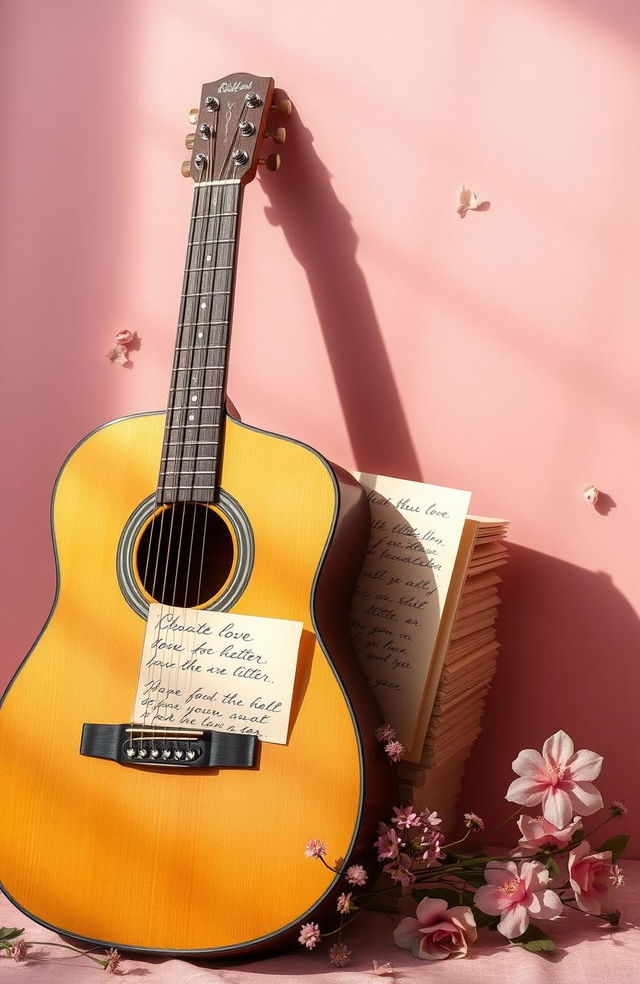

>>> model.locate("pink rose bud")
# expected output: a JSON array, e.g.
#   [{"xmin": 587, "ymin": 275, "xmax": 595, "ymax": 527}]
[
  {"xmin": 394, "ymin": 897, "xmax": 477, "ymax": 959},
  {"xmin": 115, "ymin": 329, "xmax": 134, "ymax": 346}
]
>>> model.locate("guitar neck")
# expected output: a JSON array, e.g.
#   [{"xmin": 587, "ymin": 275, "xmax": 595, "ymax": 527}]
[{"xmin": 157, "ymin": 179, "xmax": 244, "ymax": 505}]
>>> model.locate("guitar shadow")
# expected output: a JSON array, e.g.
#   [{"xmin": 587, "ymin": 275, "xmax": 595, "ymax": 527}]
[{"xmin": 260, "ymin": 108, "xmax": 422, "ymax": 481}]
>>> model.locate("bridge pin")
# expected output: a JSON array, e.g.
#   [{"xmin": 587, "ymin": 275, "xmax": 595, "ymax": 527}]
[
  {"xmin": 125, "ymin": 747, "xmax": 136, "ymax": 758},
  {"xmin": 173, "ymin": 749, "xmax": 185, "ymax": 760},
  {"xmin": 161, "ymin": 749, "xmax": 172, "ymax": 760},
  {"xmin": 137, "ymin": 747, "xmax": 148, "ymax": 758},
  {"xmin": 150, "ymin": 747, "xmax": 160, "ymax": 759},
  {"xmin": 186, "ymin": 749, "xmax": 196, "ymax": 761}
]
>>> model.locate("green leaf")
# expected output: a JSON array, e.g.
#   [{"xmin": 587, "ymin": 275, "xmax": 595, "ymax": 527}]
[
  {"xmin": 597, "ymin": 835, "xmax": 630, "ymax": 862},
  {"xmin": 510, "ymin": 925, "xmax": 555, "ymax": 954},
  {"xmin": 0, "ymin": 928, "xmax": 24, "ymax": 942},
  {"xmin": 546, "ymin": 856, "xmax": 561, "ymax": 877}
]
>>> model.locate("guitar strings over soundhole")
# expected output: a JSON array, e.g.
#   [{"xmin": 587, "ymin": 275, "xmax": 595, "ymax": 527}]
[{"xmin": 135, "ymin": 502, "xmax": 236, "ymax": 607}]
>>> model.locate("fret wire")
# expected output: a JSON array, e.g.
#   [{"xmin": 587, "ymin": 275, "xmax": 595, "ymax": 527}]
[
  {"xmin": 188, "ymin": 238, "xmax": 235, "ymax": 246},
  {"xmin": 166, "ymin": 422, "xmax": 221, "ymax": 429},
  {"xmin": 168, "ymin": 406, "xmax": 224, "ymax": 412},
  {"xmin": 172, "ymin": 365, "xmax": 224, "ymax": 371},
  {"xmin": 162, "ymin": 455, "xmax": 217, "ymax": 461},
  {"xmin": 161, "ymin": 469, "xmax": 214, "ymax": 475},
  {"xmin": 166, "ymin": 440, "xmax": 219, "ymax": 446},
  {"xmin": 190, "ymin": 211, "xmax": 237, "ymax": 221},
  {"xmin": 181, "ymin": 291, "xmax": 231, "ymax": 298},
  {"xmin": 169, "ymin": 388, "xmax": 224, "ymax": 394}
]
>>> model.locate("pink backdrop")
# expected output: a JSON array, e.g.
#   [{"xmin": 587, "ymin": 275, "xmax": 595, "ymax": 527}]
[{"xmin": 1, "ymin": 0, "xmax": 639, "ymax": 849}]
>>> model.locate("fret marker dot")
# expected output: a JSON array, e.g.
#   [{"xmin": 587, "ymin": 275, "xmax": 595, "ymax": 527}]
[
  {"xmin": 191, "ymin": 395, "xmax": 198, "ymax": 402},
  {"xmin": 198, "ymin": 332, "xmax": 203, "ymax": 338},
  {"xmin": 201, "ymin": 301, "xmax": 207, "ymax": 309},
  {"xmin": 189, "ymin": 414, "xmax": 195, "ymax": 421},
  {"xmin": 206, "ymin": 254, "xmax": 212, "ymax": 261}
]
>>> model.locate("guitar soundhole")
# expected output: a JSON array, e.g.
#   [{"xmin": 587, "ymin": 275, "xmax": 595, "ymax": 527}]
[{"xmin": 136, "ymin": 503, "xmax": 235, "ymax": 607}]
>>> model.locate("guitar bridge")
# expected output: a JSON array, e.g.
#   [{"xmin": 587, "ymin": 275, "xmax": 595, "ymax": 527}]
[{"xmin": 80, "ymin": 723, "xmax": 257, "ymax": 769}]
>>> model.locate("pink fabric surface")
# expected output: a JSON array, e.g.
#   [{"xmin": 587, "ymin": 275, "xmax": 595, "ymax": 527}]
[{"xmin": 1, "ymin": 863, "xmax": 638, "ymax": 982}]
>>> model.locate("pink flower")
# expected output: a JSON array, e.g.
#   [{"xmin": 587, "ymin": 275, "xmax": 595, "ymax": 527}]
[
  {"xmin": 337, "ymin": 891, "xmax": 354, "ymax": 914},
  {"xmin": 383, "ymin": 852, "xmax": 415, "ymax": 887},
  {"xmin": 298, "ymin": 922, "xmax": 321, "ymax": 949},
  {"xmin": 506, "ymin": 730, "xmax": 603, "ymax": 828},
  {"xmin": 611, "ymin": 865, "xmax": 625, "ymax": 888},
  {"xmin": 394, "ymin": 897, "xmax": 477, "ymax": 960},
  {"xmin": 115, "ymin": 329, "xmax": 134, "ymax": 346},
  {"xmin": 304, "ymin": 839, "xmax": 327, "ymax": 859},
  {"xmin": 611, "ymin": 800, "xmax": 629, "ymax": 817},
  {"xmin": 392, "ymin": 805, "xmax": 420, "ymax": 829},
  {"xmin": 375, "ymin": 825, "xmax": 401, "ymax": 860},
  {"xmin": 474, "ymin": 860, "xmax": 563, "ymax": 938},
  {"xmin": 418, "ymin": 808, "xmax": 442, "ymax": 830},
  {"xmin": 420, "ymin": 829, "xmax": 446, "ymax": 866},
  {"xmin": 328, "ymin": 942, "xmax": 351, "ymax": 966},
  {"xmin": 375, "ymin": 724, "xmax": 397, "ymax": 743},
  {"xmin": 346, "ymin": 864, "xmax": 368, "ymax": 886},
  {"xmin": 568, "ymin": 840, "xmax": 617, "ymax": 915},
  {"xmin": 106, "ymin": 343, "xmax": 128, "ymax": 365},
  {"xmin": 385, "ymin": 740, "xmax": 405, "ymax": 762},
  {"xmin": 464, "ymin": 812, "xmax": 485, "ymax": 831},
  {"xmin": 103, "ymin": 948, "xmax": 121, "ymax": 973},
  {"xmin": 515, "ymin": 814, "xmax": 582, "ymax": 855},
  {"xmin": 8, "ymin": 942, "xmax": 29, "ymax": 962}
]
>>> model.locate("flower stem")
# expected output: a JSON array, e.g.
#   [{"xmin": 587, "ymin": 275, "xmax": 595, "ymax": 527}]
[
  {"xmin": 443, "ymin": 829, "xmax": 471, "ymax": 851},
  {"xmin": 9, "ymin": 941, "xmax": 105, "ymax": 965},
  {"xmin": 488, "ymin": 807, "xmax": 522, "ymax": 833}
]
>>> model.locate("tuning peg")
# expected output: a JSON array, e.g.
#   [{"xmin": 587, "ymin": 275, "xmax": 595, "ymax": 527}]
[
  {"xmin": 188, "ymin": 108, "xmax": 199, "ymax": 125},
  {"xmin": 266, "ymin": 126, "xmax": 286, "ymax": 144},
  {"xmin": 181, "ymin": 160, "xmax": 192, "ymax": 177},
  {"xmin": 259, "ymin": 153, "xmax": 281, "ymax": 172},
  {"xmin": 185, "ymin": 133, "xmax": 195, "ymax": 150},
  {"xmin": 270, "ymin": 97, "xmax": 292, "ymax": 118}
]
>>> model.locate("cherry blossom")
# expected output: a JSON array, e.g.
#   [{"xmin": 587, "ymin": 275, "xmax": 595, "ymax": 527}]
[
  {"xmin": 506, "ymin": 730, "xmax": 603, "ymax": 828},
  {"xmin": 474, "ymin": 860, "xmax": 562, "ymax": 938}
]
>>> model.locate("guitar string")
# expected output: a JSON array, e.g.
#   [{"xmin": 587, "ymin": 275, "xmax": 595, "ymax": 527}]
[
  {"xmin": 136, "ymin": 100, "xmax": 252, "ymax": 759},
  {"xmin": 153, "ymin": 169, "xmax": 211, "ymax": 755},
  {"xmin": 159, "ymin": 142, "xmax": 223, "ymax": 753},
  {"xmin": 126, "ymin": 171, "xmax": 206, "ymax": 758},
  {"xmin": 177, "ymin": 108, "xmax": 248, "ymax": 745},
  {"xmin": 169, "ymin": 121, "xmax": 224, "ymax": 753},
  {"xmin": 136, "ymin": 153, "xmax": 214, "ymax": 756},
  {"xmin": 180, "ymin": 120, "xmax": 221, "ymax": 755},
  {"xmin": 180, "ymin": 136, "xmax": 241, "ymax": 740},
  {"xmin": 194, "ymin": 107, "xmax": 248, "ymax": 610}
]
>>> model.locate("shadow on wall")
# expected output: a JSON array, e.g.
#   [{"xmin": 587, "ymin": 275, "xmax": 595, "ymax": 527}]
[
  {"xmin": 259, "ymin": 110, "xmax": 423, "ymax": 482},
  {"xmin": 459, "ymin": 543, "xmax": 640, "ymax": 849}
]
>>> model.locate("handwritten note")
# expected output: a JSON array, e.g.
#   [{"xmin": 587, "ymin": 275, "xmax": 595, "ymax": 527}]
[
  {"xmin": 132, "ymin": 605, "xmax": 303, "ymax": 745},
  {"xmin": 349, "ymin": 475, "xmax": 471, "ymax": 750}
]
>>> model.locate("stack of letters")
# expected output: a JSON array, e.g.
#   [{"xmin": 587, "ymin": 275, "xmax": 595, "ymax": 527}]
[{"xmin": 350, "ymin": 474, "xmax": 508, "ymax": 832}]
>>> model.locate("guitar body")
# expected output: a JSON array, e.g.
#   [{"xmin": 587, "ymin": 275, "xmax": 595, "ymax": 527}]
[{"xmin": 0, "ymin": 409, "xmax": 392, "ymax": 957}]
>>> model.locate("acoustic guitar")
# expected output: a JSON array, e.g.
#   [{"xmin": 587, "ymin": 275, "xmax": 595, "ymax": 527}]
[{"xmin": 0, "ymin": 73, "xmax": 394, "ymax": 958}]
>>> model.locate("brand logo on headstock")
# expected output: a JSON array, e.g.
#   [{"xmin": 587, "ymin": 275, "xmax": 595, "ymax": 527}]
[{"xmin": 218, "ymin": 80, "xmax": 253, "ymax": 94}]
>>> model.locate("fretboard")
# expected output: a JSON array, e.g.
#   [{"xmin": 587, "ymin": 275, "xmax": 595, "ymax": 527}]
[{"xmin": 157, "ymin": 180, "xmax": 242, "ymax": 504}]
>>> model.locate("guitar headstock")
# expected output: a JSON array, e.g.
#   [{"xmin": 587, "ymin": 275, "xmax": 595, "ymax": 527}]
[{"xmin": 181, "ymin": 73, "xmax": 291, "ymax": 184}]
